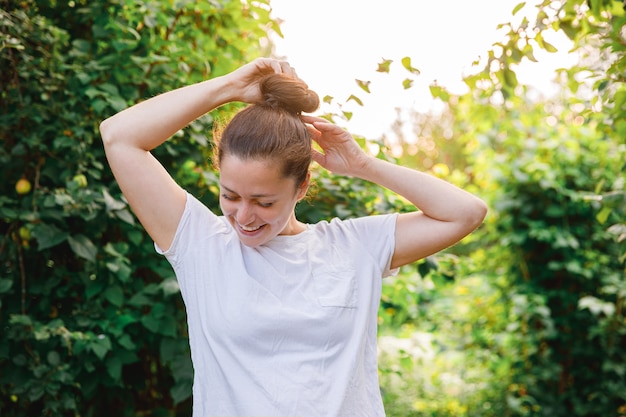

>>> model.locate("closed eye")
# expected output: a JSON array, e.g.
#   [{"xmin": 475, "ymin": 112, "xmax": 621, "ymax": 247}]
[{"xmin": 221, "ymin": 194, "xmax": 238, "ymax": 201}]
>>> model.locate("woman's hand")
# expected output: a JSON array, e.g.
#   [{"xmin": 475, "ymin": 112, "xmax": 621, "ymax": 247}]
[
  {"xmin": 301, "ymin": 115, "xmax": 371, "ymax": 177},
  {"xmin": 225, "ymin": 58, "xmax": 299, "ymax": 104}
]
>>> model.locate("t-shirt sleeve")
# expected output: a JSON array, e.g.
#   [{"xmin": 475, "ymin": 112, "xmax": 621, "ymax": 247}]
[
  {"xmin": 342, "ymin": 213, "xmax": 399, "ymax": 278},
  {"xmin": 154, "ymin": 192, "xmax": 228, "ymax": 267}
]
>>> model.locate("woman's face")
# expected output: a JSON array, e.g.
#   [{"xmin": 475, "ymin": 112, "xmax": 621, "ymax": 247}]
[{"xmin": 219, "ymin": 155, "xmax": 308, "ymax": 247}]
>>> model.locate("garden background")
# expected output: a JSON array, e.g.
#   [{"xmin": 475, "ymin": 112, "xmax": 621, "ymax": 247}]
[{"xmin": 1, "ymin": 0, "xmax": 625, "ymax": 416}]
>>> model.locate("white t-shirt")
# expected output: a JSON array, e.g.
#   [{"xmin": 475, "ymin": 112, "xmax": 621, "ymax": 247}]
[{"xmin": 158, "ymin": 192, "xmax": 398, "ymax": 417}]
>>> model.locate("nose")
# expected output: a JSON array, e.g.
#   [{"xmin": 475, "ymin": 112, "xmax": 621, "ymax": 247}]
[{"xmin": 235, "ymin": 201, "xmax": 255, "ymax": 225}]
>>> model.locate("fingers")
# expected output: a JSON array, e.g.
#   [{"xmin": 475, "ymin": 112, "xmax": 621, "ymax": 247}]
[
  {"xmin": 300, "ymin": 115, "xmax": 334, "ymax": 131},
  {"xmin": 311, "ymin": 149, "xmax": 326, "ymax": 166},
  {"xmin": 301, "ymin": 116, "xmax": 347, "ymax": 138},
  {"xmin": 254, "ymin": 58, "xmax": 298, "ymax": 78},
  {"xmin": 280, "ymin": 60, "xmax": 298, "ymax": 78},
  {"xmin": 300, "ymin": 114, "xmax": 327, "ymax": 123},
  {"xmin": 305, "ymin": 123, "xmax": 321, "ymax": 140}
]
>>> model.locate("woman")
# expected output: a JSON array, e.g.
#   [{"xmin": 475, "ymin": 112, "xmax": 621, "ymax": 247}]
[{"xmin": 100, "ymin": 58, "xmax": 487, "ymax": 417}]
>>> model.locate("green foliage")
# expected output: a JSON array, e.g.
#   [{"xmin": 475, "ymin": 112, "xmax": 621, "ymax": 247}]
[
  {"xmin": 2, "ymin": 0, "xmax": 625, "ymax": 416},
  {"xmin": 375, "ymin": 1, "xmax": 625, "ymax": 415},
  {"xmin": 0, "ymin": 0, "xmax": 276, "ymax": 415},
  {"xmin": 463, "ymin": 1, "xmax": 626, "ymax": 414},
  {"xmin": 379, "ymin": 271, "xmax": 513, "ymax": 417},
  {"xmin": 476, "ymin": 97, "xmax": 625, "ymax": 416}
]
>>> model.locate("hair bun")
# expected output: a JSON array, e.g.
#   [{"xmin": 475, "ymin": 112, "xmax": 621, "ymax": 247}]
[{"xmin": 259, "ymin": 73, "xmax": 319, "ymax": 114}]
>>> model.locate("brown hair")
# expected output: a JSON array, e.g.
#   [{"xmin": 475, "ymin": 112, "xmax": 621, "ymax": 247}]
[{"xmin": 214, "ymin": 73, "xmax": 320, "ymax": 187}]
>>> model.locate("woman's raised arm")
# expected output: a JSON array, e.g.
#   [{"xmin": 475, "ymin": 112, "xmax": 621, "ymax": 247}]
[
  {"xmin": 100, "ymin": 59, "xmax": 297, "ymax": 250},
  {"xmin": 302, "ymin": 115, "xmax": 488, "ymax": 269}
]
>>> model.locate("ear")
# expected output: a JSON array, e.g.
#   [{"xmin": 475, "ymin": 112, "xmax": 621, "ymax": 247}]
[{"xmin": 296, "ymin": 171, "xmax": 311, "ymax": 201}]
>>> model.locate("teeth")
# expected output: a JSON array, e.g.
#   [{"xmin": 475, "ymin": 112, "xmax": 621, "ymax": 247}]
[{"xmin": 240, "ymin": 224, "xmax": 262, "ymax": 232}]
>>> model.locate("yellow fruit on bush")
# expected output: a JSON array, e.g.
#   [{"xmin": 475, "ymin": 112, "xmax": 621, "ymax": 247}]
[
  {"xmin": 72, "ymin": 174, "xmax": 88, "ymax": 188},
  {"xmin": 15, "ymin": 178, "xmax": 31, "ymax": 195},
  {"xmin": 18, "ymin": 226, "xmax": 31, "ymax": 241}
]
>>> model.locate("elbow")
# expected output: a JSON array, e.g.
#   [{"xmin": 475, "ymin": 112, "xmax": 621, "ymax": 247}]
[
  {"xmin": 99, "ymin": 116, "xmax": 122, "ymax": 149},
  {"xmin": 467, "ymin": 197, "xmax": 488, "ymax": 230},
  {"xmin": 99, "ymin": 117, "xmax": 114, "ymax": 147}
]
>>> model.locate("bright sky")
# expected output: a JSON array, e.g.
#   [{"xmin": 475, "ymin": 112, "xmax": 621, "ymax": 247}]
[{"xmin": 269, "ymin": 0, "xmax": 577, "ymax": 139}]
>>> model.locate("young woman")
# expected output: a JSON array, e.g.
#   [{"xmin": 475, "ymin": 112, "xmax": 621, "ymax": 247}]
[{"xmin": 100, "ymin": 58, "xmax": 487, "ymax": 417}]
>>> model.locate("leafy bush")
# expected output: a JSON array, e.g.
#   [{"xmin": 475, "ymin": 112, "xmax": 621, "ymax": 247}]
[
  {"xmin": 3, "ymin": 0, "xmax": 624, "ymax": 416},
  {"xmin": 0, "ymin": 0, "xmax": 278, "ymax": 415},
  {"xmin": 376, "ymin": 1, "xmax": 625, "ymax": 415}
]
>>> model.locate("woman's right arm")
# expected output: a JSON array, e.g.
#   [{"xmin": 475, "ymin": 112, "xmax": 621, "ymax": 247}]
[{"xmin": 100, "ymin": 58, "xmax": 296, "ymax": 250}]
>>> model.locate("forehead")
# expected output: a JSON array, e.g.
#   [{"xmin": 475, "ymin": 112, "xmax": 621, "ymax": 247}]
[{"xmin": 219, "ymin": 155, "xmax": 294, "ymax": 194}]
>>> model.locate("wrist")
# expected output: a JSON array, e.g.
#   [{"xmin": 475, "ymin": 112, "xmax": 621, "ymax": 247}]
[
  {"xmin": 201, "ymin": 74, "xmax": 239, "ymax": 108},
  {"xmin": 350, "ymin": 154, "xmax": 379, "ymax": 180}
]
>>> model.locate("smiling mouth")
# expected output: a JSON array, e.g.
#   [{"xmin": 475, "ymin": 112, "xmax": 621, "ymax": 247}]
[{"xmin": 239, "ymin": 224, "xmax": 264, "ymax": 233}]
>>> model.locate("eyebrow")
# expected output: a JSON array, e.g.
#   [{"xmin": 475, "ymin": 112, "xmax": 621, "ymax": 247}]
[{"xmin": 220, "ymin": 184, "xmax": 277, "ymax": 199}]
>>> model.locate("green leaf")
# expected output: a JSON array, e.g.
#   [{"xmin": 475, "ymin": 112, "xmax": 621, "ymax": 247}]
[
  {"xmin": 84, "ymin": 87, "xmax": 101, "ymax": 99},
  {"xmin": 106, "ymin": 355, "xmax": 122, "ymax": 381},
  {"xmin": 114, "ymin": 209, "xmax": 135, "ymax": 225},
  {"xmin": 76, "ymin": 72, "xmax": 91, "ymax": 84},
  {"xmin": 9, "ymin": 314, "xmax": 32, "ymax": 326},
  {"xmin": 160, "ymin": 278, "xmax": 180, "ymax": 297},
  {"xmin": 401, "ymin": 56, "xmax": 420, "ymax": 75},
  {"xmin": 523, "ymin": 44, "xmax": 538, "ymax": 62},
  {"xmin": 90, "ymin": 335, "xmax": 112, "ymax": 360},
  {"xmin": 28, "ymin": 386, "xmax": 45, "ymax": 401},
  {"xmin": 0, "ymin": 206, "xmax": 18, "ymax": 218},
  {"xmin": 104, "ymin": 285, "xmax": 124, "ymax": 307},
  {"xmin": 106, "ymin": 260, "xmax": 132, "ymax": 282},
  {"xmin": 399, "ymin": 354, "xmax": 414, "ymax": 371},
  {"xmin": 616, "ymin": 119, "xmax": 626, "ymax": 137},
  {"xmin": 47, "ymin": 350, "xmax": 61, "ymax": 366},
  {"xmin": 102, "ymin": 188, "xmax": 126, "ymax": 211},
  {"xmin": 98, "ymin": 83, "xmax": 119, "ymax": 96},
  {"xmin": 68, "ymin": 234, "xmax": 98, "ymax": 262},
  {"xmin": 542, "ymin": 40, "xmax": 558, "ymax": 53},
  {"xmin": 85, "ymin": 279, "xmax": 106, "ymax": 300},
  {"xmin": 503, "ymin": 69, "xmax": 518, "ymax": 88},
  {"xmin": 512, "ymin": 2, "xmax": 526, "ymax": 15},
  {"xmin": 32, "ymin": 223, "xmax": 69, "ymax": 251},
  {"xmin": 0, "ymin": 278, "xmax": 13, "ymax": 294},
  {"xmin": 128, "ymin": 292, "xmax": 152, "ymax": 306},
  {"xmin": 118, "ymin": 334, "xmax": 137, "ymax": 350},
  {"xmin": 160, "ymin": 338, "xmax": 181, "ymax": 362},
  {"xmin": 429, "ymin": 84, "xmax": 450, "ymax": 101},
  {"xmin": 171, "ymin": 379, "xmax": 193, "ymax": 405},
  {"xmin": 355, "ymin": 79, "xmax": 371, "ymax": 93},
  {"xmin": 579, "ymin": 296, "xmax": 615, "ymax": 316},
  {"xmin": 113, "ymin": 314, "xmax": 138, "ymax": 330},
  {"xmin": 141, "ymin": 314, "xmax": 161, "ymax": 333},
  {"xmin": 596, "ymin": 206, "xmax": 612, "ymax": 224},
  {"xmin": 92, "ymin": 99, "xmax": 108, "ymax": 113},
  {"xmin": 107, "ymin": 95, "xmax": 128, "ymax": 112},
  {"xmin": 535, "ymin": 32, "xmax": 558, "ymax": 53},
  {"xmin": 158, "ymin": 315, "xmax": 178, "ymax": 337},
  {"xmin": 613, "ymin": 90, "xmax": 626, "ymax": 113},
  {"xmin": 376, "ymin": 58, "xmax": 393, "ymax": 73},
  {"xmin": 346, "ymin": 94, "xmax": 363, "ymax": 106}
]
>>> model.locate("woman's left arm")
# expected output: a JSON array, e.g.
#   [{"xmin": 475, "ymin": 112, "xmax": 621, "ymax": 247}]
[
  {"xmin": 302, "ymin": 115, "xmax": 487, "ymax": 269},
  {"xmin": 353, "ymin": 157, "xmax": 487, "ymax": 269}
]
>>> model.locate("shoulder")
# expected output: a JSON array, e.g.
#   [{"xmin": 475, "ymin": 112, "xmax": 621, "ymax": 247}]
[
  {"xmin": 158, "ymin": 192, "xmax": 232, "ymax": 257},
  {"xmin": 307, "ymin": 214, "xmax": 398, "ymax": 255},
  {"xmin": 313, "ymin": 213, "xmax": 398, "ymax": 236},
  {"xmin": 307, "ymin": 214, "xmax": 399, "ymax": 278}
]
